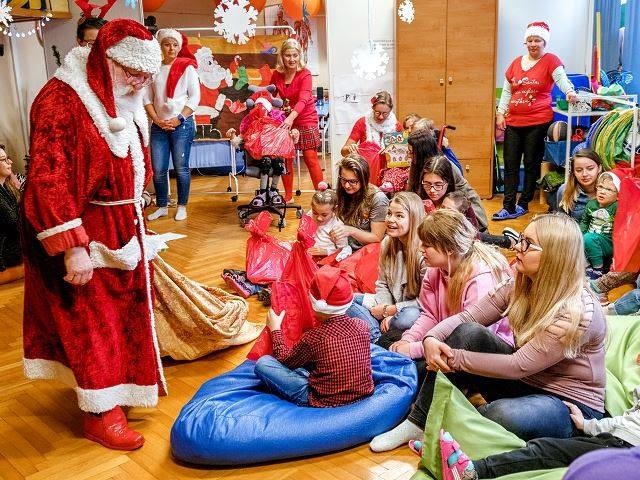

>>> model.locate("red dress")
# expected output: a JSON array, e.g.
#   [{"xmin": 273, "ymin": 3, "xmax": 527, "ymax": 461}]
[{"xmin": 21, "ymin": 48, "xmax": 166, "ymax": 413}]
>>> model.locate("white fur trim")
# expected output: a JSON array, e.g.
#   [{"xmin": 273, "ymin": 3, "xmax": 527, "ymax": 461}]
[
  {"xmin": 524, "ymin": 25, "xmax": 550, "ymax": 44},
  {"xmin": 23, "ymin": 358, "xmax": 159, "ymax": 413},
  {"xmin": 106, "ymin": 37, "xmax": 162, "ymax": 75},
  {"xmin": 309, "ymin": 293, "xmax": 353, "ymax": 316},
  {"xmin": 365, "ymin": 111, "xmax": 399, "ymax": 144},
  {"xmin": 254, "ymin": 97, "xmax": 272, "ymax": 111},
  {"xmin": 156, "ymin": 28, "xmax": 182, "ymax": 49},
  {"xmin": 54, "ymin": 47, "xmax": 151, "ymax": 157},
  {"xmin": 36, "ymin": 218, "xmax": 82, "ymax": 240}
]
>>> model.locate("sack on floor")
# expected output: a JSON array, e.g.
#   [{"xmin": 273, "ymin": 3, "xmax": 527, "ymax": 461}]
[
  {"xmin": 247, "ymin": 215, "xmax": 318, "ymax": 360},
  {"xmin": 245, "ymin": 211, "xmax": 292, "ymax": 285},
  {"xmin": 319, "ymin": 242, "xmax": 380, "ymax": 294},
  {"xmin": 612, "ymin": 171, "xmax": 640, "ymax": 272}
]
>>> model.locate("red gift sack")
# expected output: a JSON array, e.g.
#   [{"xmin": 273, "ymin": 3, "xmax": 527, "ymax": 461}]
[
  {"xmin": 247, "ymin": 215, "xmax": 319, "ymax": 360},
  {"xmin": 319, "ymin": 242, "xmax": 380, "ymax": 294},
  {"xmin": 358, "ymin": 141, "xmax": 385, "ymax": 186},
  {"xmin": 612, "ymin": 173, "xmax": 640, "ymax": 272},
  {"xmin": 244, "ymin": 117, "xmax": 296, "ymax": 161},
  {"xmin": 245, "ymin": 211, "xmax": 292, "ymax": 285}
]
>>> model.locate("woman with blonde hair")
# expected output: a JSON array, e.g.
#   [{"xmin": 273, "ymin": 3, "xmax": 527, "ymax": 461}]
[
  {"xmin": 330, "ymin": 155, "xmax": 388, "ymax": 250},
  {"xmin": 371, "ymin": 214, "xmax": 606, "ymax": 452},
  {"xmin": 347, "ymin": 191, "xmax": 426, "ymax": 341},
  {"xmin": 271, "ymin": 38, "xmax": 323, "ymax": 201}
]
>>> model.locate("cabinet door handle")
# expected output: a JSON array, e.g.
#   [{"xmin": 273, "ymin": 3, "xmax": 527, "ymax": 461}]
[
  {"xmin": 439, "ymin": 78, "xmax": 444, "ymax": 86},
  {"xmin": 448, "ymin": 76, "xmax": 453, "ymax": 85}
]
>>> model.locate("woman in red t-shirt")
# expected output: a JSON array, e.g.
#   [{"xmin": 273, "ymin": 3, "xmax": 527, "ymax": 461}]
[
  {"xmin": 493, "ymin": 21, "xmax": 577, "ymax": 221},
  {"xmin": 271, "ymin": 38, "xmax": 323, "ymax": 201}
]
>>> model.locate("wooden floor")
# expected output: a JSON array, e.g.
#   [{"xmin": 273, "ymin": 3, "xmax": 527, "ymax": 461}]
[{"xmin": 0, "ymin": 169, "xmax": 546, "ymax": 480}]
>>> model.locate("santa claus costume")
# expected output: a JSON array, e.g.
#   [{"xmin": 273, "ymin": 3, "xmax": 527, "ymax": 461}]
[{"xmin": 21, "ymin": 19, "xmax": 164, "ymax": 450}]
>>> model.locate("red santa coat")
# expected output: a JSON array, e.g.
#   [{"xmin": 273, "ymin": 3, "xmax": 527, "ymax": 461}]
[{"xmin": 21, "ymin": 47, "xmax": 166, "ymax": 413}]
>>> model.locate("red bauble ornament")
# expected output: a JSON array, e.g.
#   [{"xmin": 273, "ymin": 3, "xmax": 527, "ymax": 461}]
[
  {"xmin": 142, "ymin": 0, "xmax": 166, "ymax": 12},
  {"xmin": 282, "ymin": 0, "xmax": 322, "ymax": 21}
]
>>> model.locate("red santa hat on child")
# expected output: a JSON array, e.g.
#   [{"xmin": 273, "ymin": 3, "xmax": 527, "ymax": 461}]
[
  {"xmin": 308, "ymin": 266, "xmax": 354, "ymax": 316},
  {"xmin": 86, "ymin": 19, "xmax": 162, "ymax": 132},
  {"xmin": 156, "ymin": 28, "xmax": 183, "ymax": 49},
  {"xmin": 524, "ymin": 21, "xmax": 550, "ymax": 44}
]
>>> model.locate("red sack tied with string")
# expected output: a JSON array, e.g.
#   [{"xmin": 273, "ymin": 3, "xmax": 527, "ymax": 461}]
[
  {"xmin": 245, "ymin": 211, "xmax": 292, "ymax": 285},
  {"xmin": 319, "ymin": 242, "xmax": 380, "ymax": 294}
]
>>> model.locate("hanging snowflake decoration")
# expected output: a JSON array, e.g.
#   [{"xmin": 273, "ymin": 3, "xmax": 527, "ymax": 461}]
[
  {"xmin": 213, "ymin": 0, "xmax": 258, "ymax": 45},
  {"xmin": 351, "ymin": 42, "xmax": 389, "ymax": 80},
  {"xmin": 124, "ymin": 0, "xmax": 138, "ymax": 9},
  {"xmin": 397, "ymin": 0, "xmax": 415, "ymax": 24},
  {"xmin": 0, "ymin": 1, "xmax": 13, "ymax": 28}
]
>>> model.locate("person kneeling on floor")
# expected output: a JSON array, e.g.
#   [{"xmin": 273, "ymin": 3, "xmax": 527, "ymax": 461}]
[{"xmin": 255, "ymin": 265, "xmax": 374, "ymax": 407}]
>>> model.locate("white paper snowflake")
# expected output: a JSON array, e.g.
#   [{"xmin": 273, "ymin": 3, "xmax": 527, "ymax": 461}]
[
  {"xmin": 124, "ymin": 0, "xmax": 138, "ymax": 9},
  {"xmin": 397, "ymin": 0, "xmax": 415, "ymax": 23},
  {"xmin": 0, "ymin": 1, "xmax": 13, "ymax": 28},
  {"xmin": 213, "ymin": 0, "xmax": 258, "ymax": 45},
  {"xmin": 351, "ymin": 42, "xmax": 389, "ymax": 80}
]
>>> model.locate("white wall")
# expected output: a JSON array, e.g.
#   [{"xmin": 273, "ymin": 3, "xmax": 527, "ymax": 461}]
[
  {"xmin": 326, "ymin": 0, "xmax": 395, "ymax": 183},
  {"xmin": 497, "ymin": 0, "xmax": 594, "ymax": 85}
]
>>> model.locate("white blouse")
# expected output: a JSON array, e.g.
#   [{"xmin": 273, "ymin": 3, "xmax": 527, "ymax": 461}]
[{"xmin": 143, "ymin": 64, "xmax": 201, "ymax": 120}]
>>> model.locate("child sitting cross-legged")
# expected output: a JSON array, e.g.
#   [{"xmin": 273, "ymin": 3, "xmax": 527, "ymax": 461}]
[
  {"xmin": 307, "ymin": 186, "xmax": 352, "ymax": 260},
  {"xmin": 254, "ymin": 265, "xmax": 374, "ymax": 407},
  {"xmin": 580, "ymin": 171, "xmax": 620, "ymax": 280},
  {"xmin": 411, "ymin": 374, "xmax": 640, "ymax": 479}
]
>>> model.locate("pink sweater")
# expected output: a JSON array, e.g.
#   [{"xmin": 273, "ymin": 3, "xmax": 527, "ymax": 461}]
[
  {"xmin": 402, "ymin": 264, "xmax": 514, "ymax": 359},
  {"xmin": 427, "ymin": 280, "xmax": 606, "ymax": 411}
]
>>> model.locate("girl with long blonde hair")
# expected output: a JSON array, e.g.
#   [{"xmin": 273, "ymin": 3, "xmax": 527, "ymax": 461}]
[
  {"xmin": 371, "ymin": 214, "xmax": 606, "ymax": 453},
  {"xmin": 346, "ymin": 192, "xmax": 425, "ymax": 342}
]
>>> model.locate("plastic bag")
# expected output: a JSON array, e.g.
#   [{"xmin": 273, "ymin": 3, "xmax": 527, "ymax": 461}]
[
  {"xmin": 245, "ymin": 211, "xmax": 292, "ymax": 285},
  {"xmin": 612, "ymin": 169, "xmax": 640, "ymax": 272},
  {"xmin": 319, "ymin": 242, "xmax": 380, "ymax": 294},
  {"xmin": 244, "ymin": 117, "xmax": 296, "ymax": 161},
  {"xmin": 247, "ymin": 215, "xmax": 319, "ymax": 360},
  {"xmin": 358, "ymin": 141, "xmax": 385, "ymax": 186}
]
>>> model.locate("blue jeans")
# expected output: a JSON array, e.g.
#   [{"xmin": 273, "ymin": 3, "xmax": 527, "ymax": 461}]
[
  {"xmin": 612, "ymin": 276, "xmax": 640, "ymax": 315},
  {"xmin": 348, "ymin": 295, "xmax": 420, "ymax": 342},
  {"xmin": 254, "ymin": 355, "xmax": 310, "ymax": 406},
  {"xmin": 150, "ymin": 116, "xmax": 195, "ymax": 206}
]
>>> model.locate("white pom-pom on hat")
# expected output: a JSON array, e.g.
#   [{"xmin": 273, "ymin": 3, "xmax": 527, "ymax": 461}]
[{"xmin": 109, "ymin": 117, "xmax": 126, "ymax": 132}]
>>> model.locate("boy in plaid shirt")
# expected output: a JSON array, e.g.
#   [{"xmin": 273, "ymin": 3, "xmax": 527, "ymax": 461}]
[{"xmin": 255, "ymin": 265, "xmax": 374, "ymax": 407}]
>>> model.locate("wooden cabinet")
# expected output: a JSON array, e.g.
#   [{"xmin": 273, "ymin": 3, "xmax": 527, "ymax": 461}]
[{"xmin": 396, "ymin": 0, "xmax": 497, "ymax": 197}]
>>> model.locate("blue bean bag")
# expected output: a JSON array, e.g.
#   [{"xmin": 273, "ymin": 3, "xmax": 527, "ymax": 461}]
[{"xmin": 170, "ymin": 344, "xmax": 418, "ymax": 465}]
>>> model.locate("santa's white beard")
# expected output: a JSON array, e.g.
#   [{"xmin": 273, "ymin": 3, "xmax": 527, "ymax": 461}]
[{"xmin": 114, "ymin": 87, "xmax": 144, "ymax": 117}]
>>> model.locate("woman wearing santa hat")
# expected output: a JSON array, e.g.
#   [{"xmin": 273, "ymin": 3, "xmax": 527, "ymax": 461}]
[
  {"xmin": 145, "ymin": 28, "xmax": 200, "ymax": 221},
  {"xmin": 22, "ymin": 19, "xmax": 165, "ymax": 451},
  {"xmin": 493, "ymin": 21, "xmax": 578, "ymax": 221},
  {"xmin": 271, "ymin": 38, "xmax": 324, "ymax": 202}
]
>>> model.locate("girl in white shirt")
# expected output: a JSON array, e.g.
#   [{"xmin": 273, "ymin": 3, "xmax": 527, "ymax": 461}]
[
  {"xmin": 145, "ymin": 29, "xmax": 201, "ymax": 221},
  {"xmin": 307, "ymin": 187, "xmax": 350, "ymax": 259}
]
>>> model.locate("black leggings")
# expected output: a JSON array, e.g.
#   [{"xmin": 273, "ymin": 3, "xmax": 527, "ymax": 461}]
[{"xmin": 502, "ymin": 122, "xmax": 550, "ymax": 212}]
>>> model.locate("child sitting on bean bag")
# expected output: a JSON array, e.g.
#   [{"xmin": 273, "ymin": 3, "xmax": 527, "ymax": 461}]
[{"xmin": 254, "ymin": 265, "xmax": 374, "ymax": 407}]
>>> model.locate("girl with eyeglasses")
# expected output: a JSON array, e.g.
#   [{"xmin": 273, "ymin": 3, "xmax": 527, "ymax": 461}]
[
  {"xmin": 331, "ymin": 155, "xmax": 389, "ymax": 251},
  {"xmin": 370, "ymin": 214, "xmax": 606, "ymax": 452},
  {"xmin": 340, "ymin": 91, "xmax": 402, "ymax": 157}
]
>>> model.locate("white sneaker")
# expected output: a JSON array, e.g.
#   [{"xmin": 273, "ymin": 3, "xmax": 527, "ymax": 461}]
[
  {"xmin": 175, "ymin": 205, "xmax": 187, "ymax": 221},
  {"xmin": 147, "ymin": 207, "xmax": 168, "ymax": 221}
]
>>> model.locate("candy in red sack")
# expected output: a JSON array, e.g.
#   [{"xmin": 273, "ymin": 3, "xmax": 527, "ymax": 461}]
[
  {"xmin": 319, "ymin": 242, "xmax": 380, "ymax": 294},
  {"xmin": 245, "ymin": 211, "xmax": 292, "ymax": 285},
  {"xmin": 247, "ymin": 215, "xmax": 318, "ymax": 360},
  {"xmin": 612, "ymin": 172, "xmax": 640, "ymax": 272},
  {"xmin": 358, "ymin": 141, "xmax": 385, "ymax": 186},
  {"xmin": 244, "ymin": 117, "xmax": 296, "ymax": 161}
]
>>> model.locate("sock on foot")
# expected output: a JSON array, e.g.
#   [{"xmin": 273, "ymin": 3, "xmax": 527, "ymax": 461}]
[
  {"xmin": 369, "ymin": 419, "xmax": 423, "ymax": 452},
  {"xmin": 175, "ymin": 206, "xmax": 187, "ymax": 221},
  {"xmin": 147, "ymin": 207, "xmax": 168, "ymax": 221}
]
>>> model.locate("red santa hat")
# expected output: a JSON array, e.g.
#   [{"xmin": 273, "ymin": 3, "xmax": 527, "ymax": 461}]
[
  {"xmin": 156, "ymin": 28, "xmax": 183, "ymax": 49},
  {"xmin": 166, "ymin": 32, "xmax": 197, "ymax": 101},
  {"xmin": 524, "ymin": 21, "xmax": 550, "ymax": 44},
  {"xmin": 308, "ymin": 266, "xmax": 353, "ymax": 316},
  {"xmin": 86, "ymin": 19, "xmax": 161, "ymax": 130}
]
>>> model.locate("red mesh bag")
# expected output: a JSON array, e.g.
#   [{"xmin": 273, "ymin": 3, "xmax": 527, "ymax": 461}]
[
  {"xmin": 245, "ymin": 211, "xmax": 292, "ymax": 285},
  {"xmin": 247, "ymin": 215, "xmax": 319, "ymax": 360}
]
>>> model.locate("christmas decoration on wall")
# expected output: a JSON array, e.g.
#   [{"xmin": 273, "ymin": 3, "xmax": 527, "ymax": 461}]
[
  {"xmin": 397, "ymin": 0, "xmax": 415, "ymax": 24},
  {"xmin": 0, "ymin": 11, "xmax": 53, "ymax": 39},
  {"xmin": 351, "ymin": 0, "xmax": 389, "ymax": 80},
  {"xmin": 282, "ymin": 0, "xmax": 322, "ymax": 22},
  {"xmin": 213, "ymin": 0, "xmax": 258, "ymax": 45},
  {"xmin": 142, "ymin": 0, "xmax": 166, "ymax": 12},
  {"xmin": 75, "ymin": 0, "xmax": 118, "ymax": 18},
  {"xmin": 351, "ymin": 42, "xmax": 389, "ymax": 80},
  {"xmin": 0, "ymin": 1, "xmax": 13, "ymax": 28}
]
